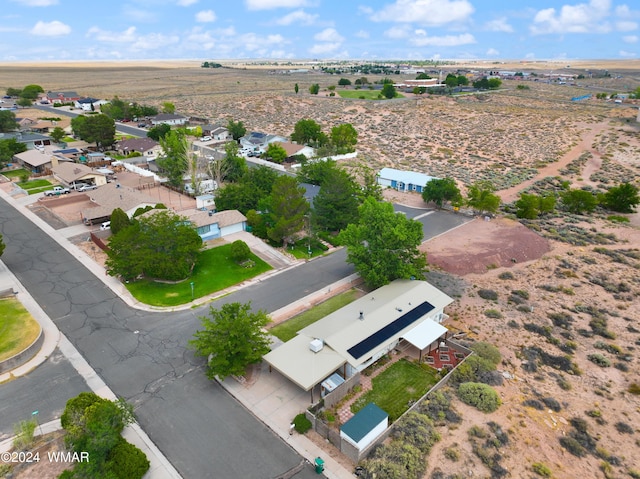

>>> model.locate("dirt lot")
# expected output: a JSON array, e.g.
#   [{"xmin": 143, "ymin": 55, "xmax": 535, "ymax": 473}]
[{"xmin": 2, "ymin": 61, "xmax": 640, "ymax": 479}]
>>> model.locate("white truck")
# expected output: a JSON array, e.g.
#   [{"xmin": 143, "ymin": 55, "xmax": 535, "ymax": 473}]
[
  {"xmin": 44, "ymin": 186, "xmax": 71, "ymax": 196},
  {"xmin": 185, "ymin": 179, "xmax": 217, "ymax": 195}
]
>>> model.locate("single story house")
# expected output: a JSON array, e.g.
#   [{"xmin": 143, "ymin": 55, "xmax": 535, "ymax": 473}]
[
  {"xmin": 377, "ymin": 167, "xmax": 438, "ymax": 193},
  {"xmin": 273, "ymin": 141, "xmax": 315, "ymax": 160},
  {"xmin": 340, "ymin": 403, "xmax": 388, "ymax": 451},
  {"xmin": 75, "ymin": 97, "xmax": 108, "ymax": 111},
  {"xmin": 81, "ymin": 183, "xmax": 158, "ymax": 225},
  {"xmin": 13, "ymin": 148, "xmax": 71, "ymax": 173},
  {"xmin": 45, "ymin": 91, "xmax": 81, "ymax": 104},
  {"xmin": 150, "ymin": 113, "xmax": 188, "ymax": 126},
  {"xmin": 201, "ymin": 125, "xmax": 231, "ymax": 141},
  {"xmin": 264, "ymin": 279, "xmax": 452, "ymax": 401},
  {"xmin": 16, "ymin": 117, "xmax": 37, "ymax": 130},
  {"xmin": 0, "ymin": 131, "xmax": 52, "ymax": 150},
  {"xmin": 240, "ymin": 131, "xmax": 287, "ymax": 153},
  {"xmin": 115, "ymin": 138, "xmax": 162, "ymax": 159},
  {"xmin": 181, "ymin": 209, "xmax": 247, "ymax": 241},
  {"xmin": 50, "ymin": 158, "xmax": 108, "ymax": 188}
]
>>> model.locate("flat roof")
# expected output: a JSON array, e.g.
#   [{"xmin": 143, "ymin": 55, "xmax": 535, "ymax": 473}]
[{"xmin": 402, "ymin": 318, "xmax": 448, "ymax": 350}]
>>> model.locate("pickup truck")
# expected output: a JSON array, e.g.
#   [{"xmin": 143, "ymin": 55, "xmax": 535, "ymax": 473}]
[{"xmin": 44, "ymin": 186, "xmax": 70, "ymax": 196}]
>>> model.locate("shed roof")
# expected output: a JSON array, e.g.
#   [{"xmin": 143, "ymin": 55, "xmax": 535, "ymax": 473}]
[
  {"xmin": 379, "ymin": 167, "xmax": 437, "ymax": 186},
  {"xmin": 402, "ymin": 318, "xmax": 448, "ymax": 350},
  {"xmin": 341, "ymin": 403, "xmax": 388, "ymax": 443}
]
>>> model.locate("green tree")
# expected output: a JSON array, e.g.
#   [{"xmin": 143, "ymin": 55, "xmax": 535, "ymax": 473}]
[
  {"xmin": 294, "ymin": 83, "xmax": 299, "ymax": 94},
  {"xmin": 297, "ymin": 158, "xmax": 339, "ymax": 185},
  {"xmin": 457, "ymin": 75, "xmax": 469, "ymax": 86},
  {"xmin": 0, "ymin": 110, "xmax": 18, "ymax": 132},
  {"xmin": 161, "ymin": 102, "xmax": 175, "ymax": 114},
  {"xmin": 106, "ymin": 210, "xmax": 202, "ymax": 281},
  {"xmin": 16, "ymin": 97, "xmax": 33, "ymax": 108},
  {"xmin": 0, "ymin": 234, "xmax": 4, "ymax": 257},
  {"xmin": 222, "ymin": 141, "xmax": 248, "ymax": 183},
  {"xmin": 473, "ymin": 77, "xmax": 490, "ymax": 89},
  {"xmin": 457, "ymin": 382, "xmax": 501, "ymax": 412},
  {"xmin": 309, "ymin": 83, "xmax": 320, "ymax": 95},
  {"xmin": 71, "ymin": 114, "xmax": 116, "ymax": 149},
  {"xmin": 514, "ymin": 193, "xmax": 556, "ymax": 219},
  {"xmin": 466, "ymin": 181, "xmax": 501, "ymax": 214},
  {"xmin": 109, "ymin": 208, "xmax": 131, "ymax": 235},
  {"xmin": 227, "ymin": 119, "xmax": 246, "ymax": 141},
  {"xmin": 338, "ymin": 78, "xmax": 351, "ymax": 86},
  {"xmin": 421, "ymin": 177, "xmax": 462, "ymax": 208},
  {"xmin": 5, "ymin": 87, "xmax": 21, "ymax": 97},
  {"xmin": 215, "ymin": 166, "xmax": 277, "ymax": 214},
  {"xmin": 20, "ymin": 84, "xmax": 44, "ymax": 100},
  {"xmin": 50, "ymin": 126, "xmax": 66, "ymax": 143},
  {"xmin": 230, "ymin": 240, "xmax": 251, "ymax": 263},
  {"xmin": 291, "ymin": 118, "xmax": 323, "ymax": 146},
  {"xmin": 381, "ymin": 83, "xmax": 396, "ymax": 99},
  {"xmin": 416, "ymin": 73, "xmax": 431, "ymax": 79},
  {"xmin": 445, "ymin": 74, "xmax": 458, "ymax": 88},
  {"xmin": 189, "ymin": 302, "xmax": 271, "ymax": 380},
  {"xmin": 147, "ymin": 123, "xmax": 171, "ymax": 141},
  {"xmin": 313, "ymin": 168, "xmax": 360, "ymax": 232},
  {"xmin": 267, "ymin": 176, "xmax": 310, "ymax": 246},
  {"xmin": 487, "ymin": 78, "xmax": 502, "ymax": 89},
  {"xmin": 330, "ymin": 123, "xmax": 358, "ymax": 154},
  {"xmin": 355, "ymin": 163, "xmax": 383, "ymax": 202},
  {"xmin": 157, "ymin": 130, "xmax": 189, "ymax": 187},
  {"xmin": 264, "ymin": 142, "xmax": 288, "ymax": 164},
  {"xmin": 0, "ymin": 138, "xmax": 27, "ymax": 169},
  {"xmin": 339, "ymin": 197, "xmax": 426, "ymax": 288},
  {"xmin": 561, "ymin": 189, "xmax": 598, "ymax": 214},
  {"xmin": 600, "ymin": 182, "xmax": 640, "ymax": 213}
]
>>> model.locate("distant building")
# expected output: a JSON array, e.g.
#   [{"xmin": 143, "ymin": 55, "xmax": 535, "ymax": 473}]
[{"xmin": 377, "ymin": 167, "xmax": 437, "ymax": 193}]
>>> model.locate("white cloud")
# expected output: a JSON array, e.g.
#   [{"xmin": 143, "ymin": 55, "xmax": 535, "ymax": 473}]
[
  {"xmin": 11, "ymin": 0, "xmax": 58, "ymax": 6},
  {"xmin": 238, "ymin": 32, "xmax": 287, "ymax": 51},
  {"xmin": 486, "ymin": 47, "xmax": 500, "ymax": 56},
  {"xmin": 275, "ymin": 10, "xmax": 318, "ymax": 26},
  {"xmin": 484, "ymin": 17, "xmax": 514, "ymax": 33},
  {"xmin": 369, "ymin": 0, "xmax": 474, "ymax": 26},
  {"xmin": 314, "ymin": 28, "xmax": 343, "ymax": 42},
  {"xmin": 86, "ymin": 26, "xmax": 138, "ymax": 44},
  {"xmin": 130, "ymin": 33, "xmax": 180, "ymax": 52},
  {"xmin": 245, "ymin": 0, "xmax": 310, "ymax": 10},
  {"xmin": 30, "ymin": 20, "xmax": 70, "ymax": 36},
  {"xmin": 409, "ymin": 32, "xmax": 475, "ymax": 47},
  {"xmin": 122, "ymin": 6, "xmax": 158, "ymax": 23},
  {"xmin": 530, "ymin": 0, "xmax": 612, "ymax": 35},
  {"xmin": 623, "ymin": 35, "xmax": 638, "ymax": 42},
  {"xmin": 195, "ymin": 10, "xmax": 216, "ymax": 22},
  {"xmin": 616, "ymin": 21, "xmax": 638, "ymax": 31},
  {"xmin": 619, "ymin": 50, "xmax": 637, "ymax": 57},
  {"xmin": 354, "ymin": 30, "xmax": 369, "ymax": 39},
  {"xmin": 384, "ymin": 25, "xmax": 411, "ymax": 38},
  {"xmin": 177, "ymin": 0, "xmax": 198, "ymax": 5},
  {"xmin": 309, "ymin": 42, "xmax": 341, "ymax": 55}
]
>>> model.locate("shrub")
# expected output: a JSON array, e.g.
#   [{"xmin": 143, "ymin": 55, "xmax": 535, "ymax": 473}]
[
  {"xmin": 588, "ymin": 353, "xmax": 611, "ymax": 367},
  {"xmin": 393, "ymin": 412, "xmax": 440, "ymax": 454},
  {"xmin": 484, "ymin": 309, "xmax": 503, "ymax": 319},
  {"xmin": 498, "ymin": 271, "xmax": 514, "ymax": 280},
  {"xmin": 628, "ymin": 383, "xmax": 640, "ymax": 395},
  {"xmin": 615, "ymin": 422, "xmax": 634, "ymax": 434},
  {"xmin": 444, "ymin": 445, "xmax": 460, "ymax": 461},
  {"xmin": 457, "ymin": 382, "xmax": 501, "ymax": 412},
  {"xmin": 478, "ymin": 289, "xmax": 498, "ymax": 300},
  {"xmin": 471, "ymin": 342, "xmax": 502, "ymax": 366},
  {"xmin": 511, "ymin": 289, "xmax": 530, "ymax": 300},
  {"xmin": 293, "ymin": 413, "xmax": 311, "ymax": 434},
  {"xmin": 107, "ymin": 438, "xmax": 150, "ymax": 479},
  {"xmin": 542, "ymin": 397, "xmax": 562, "ymax": 412},
  {"xmin": 230, "ymin": 240, "xmax": 251, "ymax": 263},
  {"xmin": 560, "ymin": 436, "xmax": 586, "ymax": 457},
  {"xmin": 532, "ymin": 462, "xmax": 552, "ymax": 477},
  {"xmin": 12, "ymin": 418, "xmax": 37, "ymax": 450}
]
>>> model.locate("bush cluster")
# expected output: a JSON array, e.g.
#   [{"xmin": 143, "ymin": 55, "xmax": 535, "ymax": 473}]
[{"xmin": 457, "ymin": 382, "xmax": 501, "ymax": 413}]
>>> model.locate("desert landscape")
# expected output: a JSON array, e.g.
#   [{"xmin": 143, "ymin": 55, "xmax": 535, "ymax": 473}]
[{"xmin": 2, "ymin": 60, "xmax": 640, "ymax": 478}]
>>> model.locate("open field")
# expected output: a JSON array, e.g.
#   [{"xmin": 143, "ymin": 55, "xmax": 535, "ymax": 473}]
[{"xmin": 3, "ymin": 60, "xmax": 640, "ymax": 478}]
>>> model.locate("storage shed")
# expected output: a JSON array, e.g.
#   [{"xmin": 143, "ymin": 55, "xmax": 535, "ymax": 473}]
[{"xmin": 340, "ymin": 403, "xmax": 388, "ymax": 451}]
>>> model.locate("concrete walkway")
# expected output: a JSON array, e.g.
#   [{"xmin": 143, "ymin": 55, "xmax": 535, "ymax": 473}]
[{"xmin": 223, "ymin": 230, "xmax": 298, "ymax": 270}]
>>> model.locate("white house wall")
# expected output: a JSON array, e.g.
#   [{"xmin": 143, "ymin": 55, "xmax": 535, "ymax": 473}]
[{"xmin": 340, "ymin": 418, "xmax": 388, "ymax": 450}]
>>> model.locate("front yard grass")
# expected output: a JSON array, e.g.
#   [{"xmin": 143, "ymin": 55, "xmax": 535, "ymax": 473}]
[
  {"xmin": 0, "ymin": 297, "xmax": 41, "ymax": 362},
  {"xmin": 351, "ymin": 358, "xmax": 439, "ymax": 422},
  {"xmin": 16, "ymin": 179, "xmax": 53, "ymax": 195},
  {"xmin": 269, "ymin": 289, "xmax": 360, "ymax": 342},
  {"xmin": 286, "ymin": 236, "xmax": 329, "ymax": 260},
  {"xmin": 337, "ymin": 90, "xmax": 404, "ymax": 100},
  {"xmin": 124, "ymin": 243, "xmax": 272, "ymax": 307},
  {"xmin": 2, "ymin": 169, "xmax": 30, "ymax": 178}
]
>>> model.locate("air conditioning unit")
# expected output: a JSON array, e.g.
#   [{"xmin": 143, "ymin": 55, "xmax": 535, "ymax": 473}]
[{"xmin": 309, "ymin": 338, "xmax": 324, "ymax": 353}]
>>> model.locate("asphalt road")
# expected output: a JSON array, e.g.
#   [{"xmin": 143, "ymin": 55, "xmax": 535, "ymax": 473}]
[
  {"xmin": 394, "ymin": 204, "xmax": 472, "ymax": 241},
  {"xmin": 0, "ymin": 195, "xmax": 343, "ymax": 478}
]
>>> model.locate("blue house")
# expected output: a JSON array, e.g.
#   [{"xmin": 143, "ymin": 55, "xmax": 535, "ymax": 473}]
[{"xmin": 377, "ymin": 167, "xmax": 437, "ymax": 193}]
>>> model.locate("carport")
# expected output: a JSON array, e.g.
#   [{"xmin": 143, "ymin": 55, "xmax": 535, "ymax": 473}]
[{"xmin": 402, "ymin": 318, "xmax": 448, "ymax": 362}]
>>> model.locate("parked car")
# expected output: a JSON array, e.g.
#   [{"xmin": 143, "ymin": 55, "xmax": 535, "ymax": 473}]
[
  {"xmin": 100, "ymin": 221, "xmax": 111, "ymax": 231},
  {"xmin": 200, "ymin": 136, "xmax": 212, "ymax": 142},
  {"xmin": 77, "ymin": 184, "xmax": 97, "ymax": 192}
]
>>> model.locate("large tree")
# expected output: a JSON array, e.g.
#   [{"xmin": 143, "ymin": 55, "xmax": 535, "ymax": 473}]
[
  {"xmin": 222, "ymin": 141, "xmax": 248, "ymax": 183},
  {"xmin": 381, "ymin": 83, "xmax": 396, "ymax": 99},
  {"xmin": 600, "ymin": 183, "xmax": 640, "ymax": 213},
  {"xmin": 421, "ymin": 177, "xmax": 462, "ymax": 208},
  {"xmin": 561, "ymin": 189, "xmax": 598, "ymax": 214},
  {"xmin": 70, "ymin": 114, "xmax": 116, "ymax": 149},
  {"xmin": 514, "ymin": 193, "xmax": 556, "ymax": 219},
  {"xmin": 19, "ymin": 84, "xmax": 44, "ymax": 101},
  {"xmin": 297, "ymin": 158, "xmax": 339, "ymax": 185},
  {"xmin": 0, "ymin": 138, "xmax": 27, "ymax": 169},
  {"xmin": 189, "ymin": 302, "xmax": 271, "ymax": 380},
  {"xmin": 146, "ymin": 123, "xmax": 171, "ymax": 141},
  {"xmin": 157, "ymin": 130, "xmax": 189, "ymax": 187},
  {"xmin": 106, "ymin": 210, "xmax": 202, "ymax": 281},
  {"xmin": 330, "ymin": 123, "xmax": 358, "ymax": 154},
  {"xmin": 466, "ymin": 181, "xmax": 501, "ymax": 215},
  {"xmin": 267, "ymin": 176, "xmax": 309, "ymax": 246},
  {"xmin": 291, "ymin": 119, "xmax": 323, "ymax": 146},
  {"xmin": 264, "ymin": 142, "xmax": 287, "ymax": 164},
  {"xmin": 214, "ymin": 166, "xmax": 278, "ymax": 214},
  {"xmin": 227, "ymin": 119, "xmax": 247, "ymax": 142},
  {"xmin": 50, "ymin": 126, "xmax": 66, "ymax": 143},
  {"xmin": 0, "ymin": 111, "xmax": 18, "ymax": 132},
  {"xmin": 313, "ymin": 168, "xmax": 360, "ymax": 232},
  {"xmin": 339, "ymin": 198, "xmax": 427, "ymax": 288}
]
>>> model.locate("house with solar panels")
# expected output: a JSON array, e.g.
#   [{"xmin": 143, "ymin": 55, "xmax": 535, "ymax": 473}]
[
  {"xmin": 264, "ymin": 279, "xmax": 453, "ymax": 401},
  {"xmin": 239, "ymin": 131, "xmax": 287, "ymax": 154}
]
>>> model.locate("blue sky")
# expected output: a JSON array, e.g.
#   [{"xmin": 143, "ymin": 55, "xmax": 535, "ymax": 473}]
[{"xmin": 1, "ymin": 0, "xmax": 638, "ymax": 61}]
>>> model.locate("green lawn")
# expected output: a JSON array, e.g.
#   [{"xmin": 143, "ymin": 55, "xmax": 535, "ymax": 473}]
[
  {"xmin": 0, "ymin": 297, "xmax": 41, "ymax": 362},
  {"xmin": 337, "ymin": 90, "xmax": 404, "ymax": 100},
  {"xmin": 2, "ymin": 169, "xmax": 30, "ymax": 178},
  {"xmin": 124, "ymin": 243, "xmax": 272, "ymax": 307},
  {"xmin": 286, "ymin": 237, "xmax": 329, "ymax": 260},
  {"xmin": 269, "ymin": 289, "xmax": 360, "ymax": 341},
  {"xmin": 15, "ymin": 179, "xmax": 54, "ymax": 195},
  {"xmin": 351, "ymin": 359, "xmax": 439, "ymax": 422}
]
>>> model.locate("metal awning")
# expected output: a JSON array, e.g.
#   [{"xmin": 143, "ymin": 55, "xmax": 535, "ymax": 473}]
[{"xmin": 402, "ymin": 319, "xmax": 448, "ymax": 350}]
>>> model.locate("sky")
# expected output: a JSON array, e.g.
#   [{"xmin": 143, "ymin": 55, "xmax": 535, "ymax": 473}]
[{"xmin": 1, "ymin": 0, "xmax": 638, "ymax": 62}]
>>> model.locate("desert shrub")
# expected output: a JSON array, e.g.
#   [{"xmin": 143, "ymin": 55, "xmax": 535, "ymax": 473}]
[
  {"xmin": 471, "ymin": 342, "xmax": 502, "ymax": 366},
  {"xmin": 457, "ymin": 382, "xmax": 501, "ymax": 413},
  {"xmin": 588, "ymin": 353, "xmax": 611, "ymax": 367},
  {"xmin": 560, "ymin": 436, "xmax": 587, "ymax": 457},
  {"xmin": 628, "ymin": 383, "xmax": 640, "ymax": 395},
  {"xmin": 451, "ymin": 355, "xmax": 496, "ymax": 384},
  {"xmin": 594, "ymin": 341, "xmax": 622, "ymax": 355},
  {"xmin": 420, "ymin": 390, "xmax": 461, "ymax": 424},
  {"xmin": 557, "ymin": 376, "xmax": 572, "ymax": 390},
  {"xmin": 542, "ymin": 397, "xmax": 562, "ymax": 412},
  {"xmin": 468, "ymin": 425, "xmax": 488, "ymax": 438},
  {"xmin": 508, "ymin": 294, "xmax": 526, "ymax": 305},
  {"xmin": 12, "ymin": 418, "xmax": 37, "ymax": 450},
  {"xmin": 107, "ymin": 438, "xmax": 150, "ymax": 479},
  {"xmin": 523, "ymin": 399, "xmax": 545, "ymax": 410},
  {"xmin": 293, "ymin": 413, "xmax": 311, "ymax": 434},
  {"xmin": 532, "ymin": 462, "xmax": 552, "ymax": 477},
  {"xmin": 628, "ymin": 468, "xmax": 640, "ymax": 478},
  {"xmin": 498, "ymin": 271, "xmax": 514, "ymax": 280},
  {"xmin": 393, "ymin": 412, "xmax": 440, "ymax": 454},
  {"xmin": 520, "ymin": 346, "xmax": 581, "ymax": 375},
  {"xmin": 477, "ymin": 370, "xmax": 504, "ymax": 386},
  {"xmin": 615, "ymin": 421, "xmax": 634, "ymax": 434},
  {"xmin": 484, "ymin": 309, "xmax": 503, "ymax": 319},
  {"xmin": 230, "ymin": 240, "xmax": 251, "ymax": 263},
  {"xmin": 548, "ymin": 311, "xmax": 574, "ymax": 329},
  {"xmin": 511, "ymin": 289, "xmax": 530, "ymax": 300},
  {"xmin": 365, "ymin": 440, "xmax": 426, "ymax": 479},
  {"xmin": 478, "ymin": 289, "xmax": 498, "ymax": 300},
  {"xmin": 444, "ymin": 445, "xmax": 460, "ymax": 461}
]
